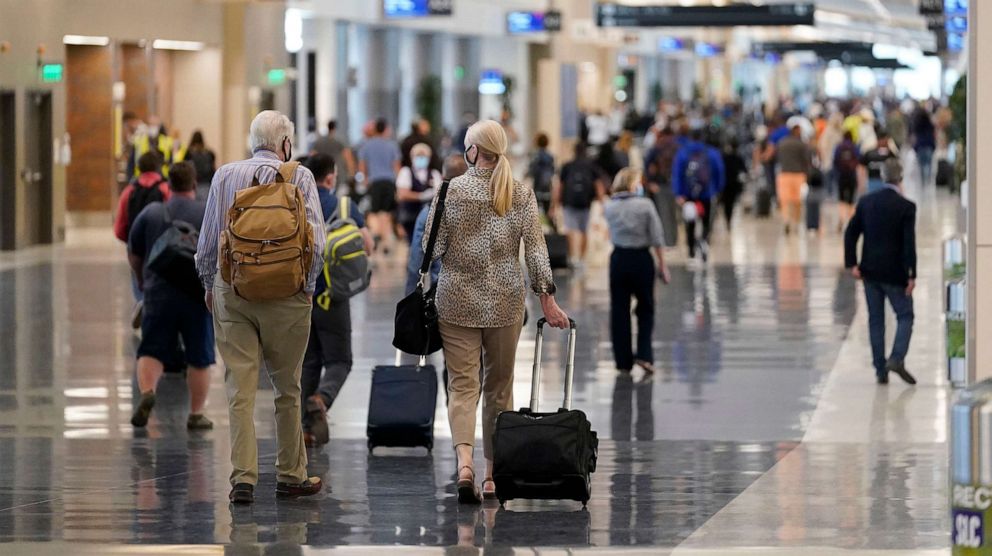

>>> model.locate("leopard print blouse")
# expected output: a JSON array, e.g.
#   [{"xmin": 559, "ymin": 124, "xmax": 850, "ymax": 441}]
[{"xmin": 424, "ymin": 167, "xmax": 556, "ymax": 328}]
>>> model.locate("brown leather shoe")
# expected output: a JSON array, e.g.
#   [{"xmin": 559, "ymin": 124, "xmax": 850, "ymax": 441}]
[
  {"xmin": 306, "ymin": 395, "xmax": 329, "ymax": 445},
  {"xmin": 276, "ymin": 477, "xmax": 323, "ymax": 498}
]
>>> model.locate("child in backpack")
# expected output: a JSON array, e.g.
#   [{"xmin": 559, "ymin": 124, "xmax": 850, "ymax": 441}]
[{"xmin": 300, "ymin": 154, "xmax": 373, "ymax": 447}]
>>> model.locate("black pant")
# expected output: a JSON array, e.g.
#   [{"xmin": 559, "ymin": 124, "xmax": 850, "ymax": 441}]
[
  {"xmin": 301, "ymin": 298, "xmax": 352, "ymax": 417},
  {"xmin": 609, "ymin": 248, "xmax": 655, "ymax": 371},
  {"xmin": 684, "ymin": 199, "xmax": 712, "ymax": 258},
  {"xmin": 721, "ymin": 191, "xmax": 739, "ymax": 229}
]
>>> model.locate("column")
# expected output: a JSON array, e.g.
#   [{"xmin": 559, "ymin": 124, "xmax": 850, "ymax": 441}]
[
  {"xmin": 968, "ymin": 1, "xmax": 992, "ymax": 381},
  {"xmin": 221, "ymin": 3, "xmax": 248, "ymax": 163}
]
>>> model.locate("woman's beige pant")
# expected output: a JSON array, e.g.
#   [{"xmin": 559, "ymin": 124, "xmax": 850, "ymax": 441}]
[{"xmin": 439, "ymin": 319, "xmax": 523, "ymax": 459}]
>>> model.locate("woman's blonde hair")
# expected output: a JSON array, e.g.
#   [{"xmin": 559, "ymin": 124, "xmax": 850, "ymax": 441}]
[
  {"xmin": 465, "ymin": 120, "xmax": 514, "ymax": 216},
  {"xmin": 611, "ymin": 168, "xmax": 642, "ymax": 195}
]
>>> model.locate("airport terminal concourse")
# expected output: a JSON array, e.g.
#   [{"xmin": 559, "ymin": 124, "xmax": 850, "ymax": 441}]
[{"xmin": 0, "ymin": 0, "xmax": 988, "ymax": 554}]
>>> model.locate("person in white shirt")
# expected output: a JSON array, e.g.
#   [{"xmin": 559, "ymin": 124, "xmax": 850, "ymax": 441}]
[{"xmin": 396, "ymin": 142, "xmax": 442, "ymax": 243}]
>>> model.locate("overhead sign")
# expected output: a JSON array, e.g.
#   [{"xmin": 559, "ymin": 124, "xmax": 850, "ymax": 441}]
[
  {"xmin": 918, "ymin": 0, "xmax": 944, "ymax": 14},
  {"xmin": 383, "ymin": 0, "xmax": 452, "ymax": 18},
  {"xmin": 507, "ymin": 10, "xmax": 562, "ymax": 34},
  {"xmin": 925, "ymin": 13, "xmax": 946, "ymax": 31},
  {"xmin": 595, "ymin": 3, "xmax": 815, "ymax": 27},
  {"xmin": 507, "ymin": 12, "xmax": 545, "ymax": 34},
  {"xmin": 658, "ymin": 37, "xmax": 684, "ymax": 52},
  {"xmin": 543, "ymin": 10, "xmax": 562, "ymax": 32}
]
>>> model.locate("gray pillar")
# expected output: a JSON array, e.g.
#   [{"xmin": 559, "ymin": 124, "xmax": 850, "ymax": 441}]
[{"xmin": 348, "ymin": 26, "xmax": 401, "ymax": 139}]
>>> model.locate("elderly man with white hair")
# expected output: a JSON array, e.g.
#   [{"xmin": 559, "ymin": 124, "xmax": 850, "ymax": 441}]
[{"xmin": 195, "ymin": 110, "xmax": 326, "ymax": 504}]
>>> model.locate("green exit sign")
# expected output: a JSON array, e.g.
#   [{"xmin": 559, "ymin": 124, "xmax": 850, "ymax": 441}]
[
  {"xmin": 267, "ymin": 68, "xmax": 286, "ymax": 86},
  {"xmin": 41, "ymin": 63, "xmax": 63, "ymax": 83}
]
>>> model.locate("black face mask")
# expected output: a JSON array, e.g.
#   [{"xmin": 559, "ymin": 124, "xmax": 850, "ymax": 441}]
[
  {"xmin": 283, "ymin": 136, "xmax": 293, "ymax": 162},
  {"xmin": 463, "ymin": 145, "xmax": 479, "ymax": 167}
]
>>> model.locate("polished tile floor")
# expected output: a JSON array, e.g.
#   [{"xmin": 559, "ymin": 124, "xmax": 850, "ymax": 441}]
[{"xmin": 0, "ymin": 163, "xmax": 956, "ymax": 554}]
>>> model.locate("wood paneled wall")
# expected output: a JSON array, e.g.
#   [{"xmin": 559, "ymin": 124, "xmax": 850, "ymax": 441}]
[{"xmin": 65, "ymin": 45, "xmax": 113, "ymax": 212}]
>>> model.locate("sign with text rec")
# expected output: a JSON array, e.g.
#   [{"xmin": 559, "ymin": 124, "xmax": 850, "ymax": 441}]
[
  {"xmin": 383, "ymin": 0, "xmax": 452, "ymax": 18},
  {"xmin": 595, "ymin": 3, "xmax": 815, "ymax": 27}
]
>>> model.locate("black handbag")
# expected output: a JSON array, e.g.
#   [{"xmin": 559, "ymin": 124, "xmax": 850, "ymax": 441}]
[{"xmin": 393, "ymin": 180, "xmax": 449, "ymax": 356}]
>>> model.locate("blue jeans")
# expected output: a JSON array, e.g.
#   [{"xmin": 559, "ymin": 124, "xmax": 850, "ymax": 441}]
[
  {"xmin": 916, "ymin": 147, "xmax": 934, "ymax": 185},
  {"xmin": 863, "ymin": 280, "xmax": 914, "ymax": 378}
]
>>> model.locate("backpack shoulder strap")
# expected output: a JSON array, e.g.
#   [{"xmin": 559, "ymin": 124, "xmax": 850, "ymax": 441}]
[
  {"xmin": 162, "ymin": 201, "xmax": 172, "ymax": 225},
  {"xmin": 340, "ymin": 196, "xmax": 350, "ymax": 221},
  {"xmin": 277, "ymin": 161, "xmax": 300, "ymax": 183}
]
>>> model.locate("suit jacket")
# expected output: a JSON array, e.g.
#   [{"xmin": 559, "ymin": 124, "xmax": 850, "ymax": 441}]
[{"xmin": 844, "ymin": 187, "xmax": 917, "ymax": 287}]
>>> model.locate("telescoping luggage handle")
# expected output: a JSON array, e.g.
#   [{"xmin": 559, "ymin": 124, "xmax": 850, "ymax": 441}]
[{"xmin": 529, "ymin": 317, "xmax": 578, "ymax": 412}]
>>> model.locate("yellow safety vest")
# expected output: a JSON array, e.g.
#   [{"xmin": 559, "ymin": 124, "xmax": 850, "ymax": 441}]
[{"xmin": 134, "ymin": 133, "xmax": 180, "ymax": 177}]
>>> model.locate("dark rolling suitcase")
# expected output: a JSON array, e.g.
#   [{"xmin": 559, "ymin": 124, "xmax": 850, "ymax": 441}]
[
  {"xmin": 492, "ymin": 318, "xmax": 598, "ymax": 507},
  {"xmin": 755, "ymin": 186, "xmax": 772, "ymax": 218},
  {"xmin": 545, "ymin": 233, "xmax": 569, "ymax": 270},
  {"xmin": 367, "ymin": 353, "xmax": 438, "ymax": 453},
  {"xmin": 805, "ymin": 192, "xmax": 821, "ymax": 230},
  {"xmin": 936, "ymin": 159, "xmax": 953, "ymax": 188}
]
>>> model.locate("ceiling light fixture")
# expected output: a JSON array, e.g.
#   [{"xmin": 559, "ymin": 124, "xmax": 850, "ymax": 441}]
[
  {"xmin": 63, "ymin": 35, "xmax": 110, "ymax": 46},
  {"xmin": 152, "ymin": 39, "xmax": 204, "ymax": 51}
]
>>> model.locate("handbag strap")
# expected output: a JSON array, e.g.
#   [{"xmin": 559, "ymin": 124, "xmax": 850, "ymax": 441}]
[{"xmin": 419, "ymin": 180, "xmax": 450, "ymax": 278}]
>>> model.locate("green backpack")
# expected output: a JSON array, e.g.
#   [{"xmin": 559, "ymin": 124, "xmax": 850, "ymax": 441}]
[{"xmin": 316, "ymin": 197, "xmax": 371, "ymax": 310}]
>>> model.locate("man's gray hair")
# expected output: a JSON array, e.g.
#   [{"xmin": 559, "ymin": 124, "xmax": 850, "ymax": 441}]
[
  {"xmin": 249, "ymin": 110, "xmax": 295, "ymax": 153},
  {"xmin": 882, "ymin": 157, "xmax": 903, "ymax": 185}
]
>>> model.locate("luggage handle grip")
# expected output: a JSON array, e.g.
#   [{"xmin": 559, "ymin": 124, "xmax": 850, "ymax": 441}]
[
  {"xmin": 530, "ymin": 317, "xmax": 578, "ymax": 413},
  {"xmin": 395, "ymin": 350, "xmax": 427, "ymax": 368}
]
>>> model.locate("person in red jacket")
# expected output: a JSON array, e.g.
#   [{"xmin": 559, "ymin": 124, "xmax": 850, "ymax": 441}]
[
  {"xmin": 115, "ymin": 152, "xmax": 171, "ymax": 242},
  {"xmin": 115, "ymin": 151, "xmax": 170, "ymax": 327}
]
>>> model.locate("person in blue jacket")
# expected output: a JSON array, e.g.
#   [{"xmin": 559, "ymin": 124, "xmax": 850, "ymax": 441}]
[{"xmin": 672, "ymin": 128, "xmax": 725, "ymax": 260}]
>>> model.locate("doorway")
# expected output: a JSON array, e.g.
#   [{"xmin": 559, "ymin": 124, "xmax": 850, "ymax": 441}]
[
  {"xmin": 0, "ymin": 91, "xmax": 15, "ymax": 250},
  {"xmin": 23, "ymin": 90, "xmax": 53, "ymax": 246}
]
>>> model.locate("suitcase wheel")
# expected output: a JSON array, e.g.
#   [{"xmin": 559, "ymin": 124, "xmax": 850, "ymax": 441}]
[{"xmin": 367, "ymin": 440, "xmax": 374, "ymax": 454}]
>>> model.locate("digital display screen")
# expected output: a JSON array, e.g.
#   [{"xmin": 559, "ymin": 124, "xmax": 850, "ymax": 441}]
[
  {"xmin": 658, "ymin": 37, "xmax": 684, "ymax": 52},
  {"xmin": 695, "ymin": 43, "xmax": 721, "ymax": 58},
  {"xmin": 383, "ymin": 0, "xmax": 452, "ymax": 18},
  {"xmin": 507, "ymin": 12, "xmax": 545, "ymax": 34},
  {"xmin": 945, "ymin": 15, "xmax": 967, "ymax": 33},
  {"xmin": 945, "ymin": 0, "xmax": 968, "ymax": 17},
  {"xmin": 596, "ymin": 3, "xmax": 815, "ymax": 27},
  {"xmin": 947, "ymin": 32, "xmax": 965, "ymax": 52}
]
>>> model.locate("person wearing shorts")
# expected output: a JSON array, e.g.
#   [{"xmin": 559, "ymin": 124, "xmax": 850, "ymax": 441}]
[
  {"xmin": 774, "ymin": 125, "xmax": 812, "ymax": 235},
  {"xmin": 127, "ymin": 161, "xmax": 215, "ymax": 430},
  {"xmin": 557, "ymin": 143, "xmax": 603, "ymax": 264},
  {"xmin": 358, "ymin": 118, "xmax": 402, "ymax": 252}
]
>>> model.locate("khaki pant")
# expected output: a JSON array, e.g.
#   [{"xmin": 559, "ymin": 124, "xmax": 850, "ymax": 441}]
[
  {"xmin": 439, "ymin": 319, "xmax": 523, "ymax": 459},
  {"xmin": 212, "ymin": 277, "xmax": 312, "ymax": 486}
]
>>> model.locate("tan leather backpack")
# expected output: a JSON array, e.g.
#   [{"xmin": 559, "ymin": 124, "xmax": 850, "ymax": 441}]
[{"xmin": 220, "ymin": 162, "xmax": 314, "ymax": 301}]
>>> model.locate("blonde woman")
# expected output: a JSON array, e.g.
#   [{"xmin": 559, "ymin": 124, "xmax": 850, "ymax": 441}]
[
  {"xmin": 604, "ymin": 169, "xmax": 669, "ymax": 374},
  {"xmin": 424, "ymin": 120, "xmax": 569, "ymax": 504}
]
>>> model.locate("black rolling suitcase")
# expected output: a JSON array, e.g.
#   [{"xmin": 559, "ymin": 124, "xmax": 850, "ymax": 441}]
[
  {"xmin": 492, "ymin": 318, "xmax": 598, "ymax": 506},
  {"xmin": 755, "ymin": 186, "xmax": 772, "ymax": 218},
  {"xmin": 367, "ymin": 353, "xmax": 437, "ymax": 453}
]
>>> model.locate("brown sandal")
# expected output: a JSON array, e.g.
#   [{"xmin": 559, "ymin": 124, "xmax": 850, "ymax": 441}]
[
  {"xmin": 482, "ymin": 477, "xmax": 497, "ymax": 500},
  {"xmin": 456, "ymin": 465, "xmax": 481, "ymax": 504},
  {"xmin": 635, "ymin": 360, "xmax": 656, "ymax": 375}
]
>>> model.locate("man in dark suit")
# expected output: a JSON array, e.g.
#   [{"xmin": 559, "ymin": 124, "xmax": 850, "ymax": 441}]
[{"xmin": 844, "ymin": 158, "xmax": 917, "ymax": 385}]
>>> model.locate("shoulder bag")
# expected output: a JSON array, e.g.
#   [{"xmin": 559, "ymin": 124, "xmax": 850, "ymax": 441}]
[{"xmin": 393, "ymin": 180, "xmax": 450, "ymax": 356}]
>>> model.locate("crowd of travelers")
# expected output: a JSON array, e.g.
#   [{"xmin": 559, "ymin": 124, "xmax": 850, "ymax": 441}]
[{"xmin": 112, "ymin": 92, "xmax": 948, "ymax": 505}]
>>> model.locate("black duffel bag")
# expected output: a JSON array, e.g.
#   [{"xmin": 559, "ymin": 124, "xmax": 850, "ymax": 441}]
[
  {"xmin": 393, "ymin": 180, "xmax": 449, "ymax": 356},
  {"xmin": 146, "ymin": 205, "xmax": 203, "ymax": 298},
  {"xmin": 492, "ymin": 318, "xmax": 598, "ymax": 506}
]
